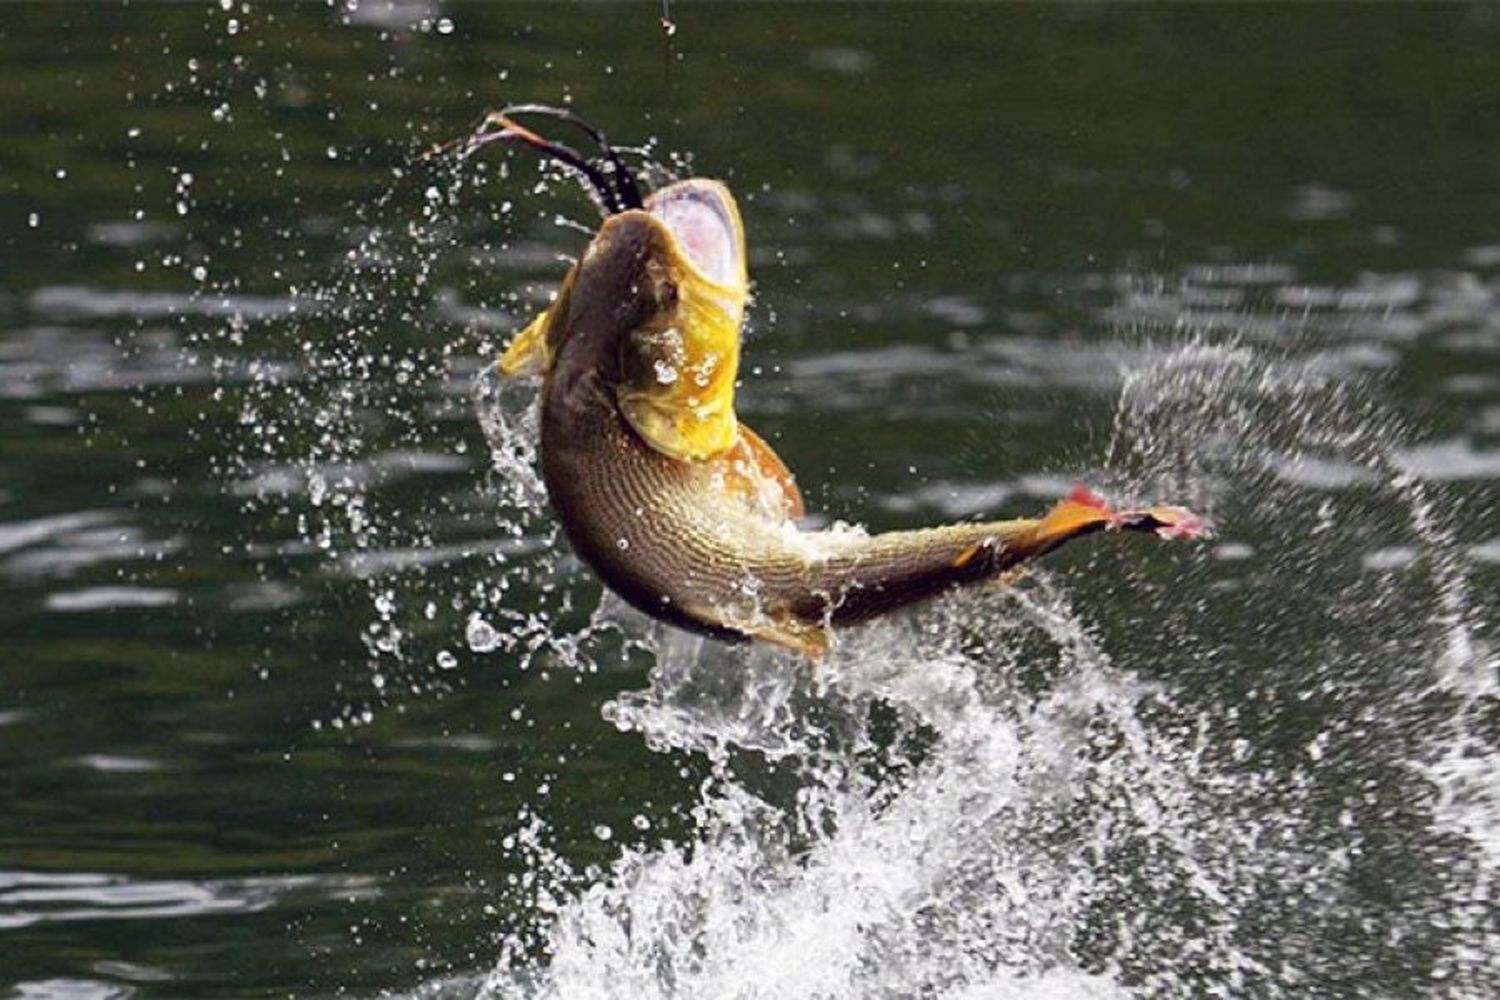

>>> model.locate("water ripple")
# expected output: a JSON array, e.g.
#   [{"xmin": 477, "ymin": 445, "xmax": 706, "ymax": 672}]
[
  {"xmin": 28, "ymin": 286, "xmax": 304, "ymax": 322},
  {"xmin": 47, "ymin": 588, "xmax": 180, "ymax": 612},
  {"xmin": 231, "ymin": 449, "xmax": 471, "ymax": 499},
  {"xmin": 0, "ymin": 511, "xmax": 116, "ymax": 556},
  {"xmin": 0, "ymin": 870, "xmax": 377, "ymax": 931},
  {"xmin": 2, "ymin": 518, "xmax": 183, "ymax": 582},
  {"xmin": 9, "ymin": 979, "xmax": 135, "ymax": 1000},
  {"xmin": 1396, "ymin": 438, "xmax": 1500, "ymax": 481}
]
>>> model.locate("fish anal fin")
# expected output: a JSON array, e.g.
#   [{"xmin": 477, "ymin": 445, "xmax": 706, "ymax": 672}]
[
  {"xmin": 722, "ymin": 423, "xmax": 805, "ymax": 519},
  {"xmin": 677, "ymin": 599, "xmax": 829, "ymax": 661},
  {"xmin": 742, "ymin": 615, "xmax": 830, "ymax": 660}
]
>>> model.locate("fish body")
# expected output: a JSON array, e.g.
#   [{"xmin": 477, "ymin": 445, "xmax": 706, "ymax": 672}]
[{"xmin": 502, "ymin": 179, "xmax": 1202, "ymax": 657}]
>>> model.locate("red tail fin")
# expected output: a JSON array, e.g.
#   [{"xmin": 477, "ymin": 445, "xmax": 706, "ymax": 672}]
[{"xmin": 1034, "ymin": 484, "xmax": 1209, "ymax": 547}]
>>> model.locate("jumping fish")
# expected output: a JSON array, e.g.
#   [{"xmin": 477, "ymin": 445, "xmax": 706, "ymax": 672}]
[{"xmin": 461, "ymin": 107, "xmax": 1205, "ymax": 658}]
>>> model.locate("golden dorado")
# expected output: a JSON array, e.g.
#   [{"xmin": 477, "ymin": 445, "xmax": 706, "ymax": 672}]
[{"xmin": 456, "ymin": 107, "xmax": 1205, "ymax": 658}]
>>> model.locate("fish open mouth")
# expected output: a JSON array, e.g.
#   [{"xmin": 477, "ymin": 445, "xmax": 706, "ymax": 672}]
[{"xmin": 647, "ymin": 180, "xmax": 746, "ymax": 291}]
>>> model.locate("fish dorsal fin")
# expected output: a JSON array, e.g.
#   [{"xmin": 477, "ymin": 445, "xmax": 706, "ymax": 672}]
[{"xmin": 721, "ymin": 423, "xmax": 805, "ymax": 520}]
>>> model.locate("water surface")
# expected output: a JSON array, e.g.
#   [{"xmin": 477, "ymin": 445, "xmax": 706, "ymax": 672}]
[{"xmin": 2, "ymin": 5, "xmax": 1498, "ymax": 998}]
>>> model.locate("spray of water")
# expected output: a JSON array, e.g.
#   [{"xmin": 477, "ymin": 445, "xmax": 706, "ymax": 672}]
[
  {"xmin": 223, "ymin": 145, "xmax": 639, "ymax": 724},
  {"xmin": 213, "ymin": 139, "xmax": 1497, "ymax": 996},
  {"xmin": 466, "ymin": 337, "xmax": 1498, "ymax": 999}
]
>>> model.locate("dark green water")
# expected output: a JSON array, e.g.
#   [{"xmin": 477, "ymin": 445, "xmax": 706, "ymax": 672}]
[{"xmin": 3, "ymin": 4, "xmax": 1499, "ymax": 998}]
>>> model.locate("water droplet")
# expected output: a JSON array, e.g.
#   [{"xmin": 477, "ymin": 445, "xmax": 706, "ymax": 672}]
[
  {"xmin": 27, "ymin": 212, "xmax": 39, "ymax": 228},
  {"xmin": 466, "ymin": 615, "xmax": 500, "ymax": 652},
  {"xmin": 593, "ymin": 824, "xmax": 613, "ymax": 841},
  {"xmin": 436, "ymin": 650, "xmax": 458, "ymax": 670},
  {"xmin": 616, "ymin": 537, "xmax": 630, "ymax": 550},
  {"xmin": 653, "ymin": 360, "xmax": 679, "ymax": 384},
  {"xmin": 436, "ymin": 17, "xmax": 455, "ymax": 34}
]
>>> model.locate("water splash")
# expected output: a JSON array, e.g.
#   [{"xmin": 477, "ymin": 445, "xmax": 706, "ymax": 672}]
[
  {"xmin": 215, "ymin": 143, "xmax": 640, "ymax": 719},
  {"xmin": 189, "ymin": 116, "xmax": 1497, "ymax": 996},
  {"xmin": 471, "ymin": 338, "xmax": 1498, "ymax": 999}
]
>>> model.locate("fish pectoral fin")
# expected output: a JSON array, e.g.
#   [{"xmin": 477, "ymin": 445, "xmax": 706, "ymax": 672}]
[
  {"xmin": 498, "ymin": 308, "xmax": 552, "ymax": 377},
  {"xmin": 723, "ymin": 423, "xmax": 806, "ymax": 519}
]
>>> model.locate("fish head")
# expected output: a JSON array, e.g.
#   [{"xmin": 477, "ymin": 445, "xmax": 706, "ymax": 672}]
[{"xmin": 500, "ymin": 178, "xmax": 750, "ymax": 461}]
